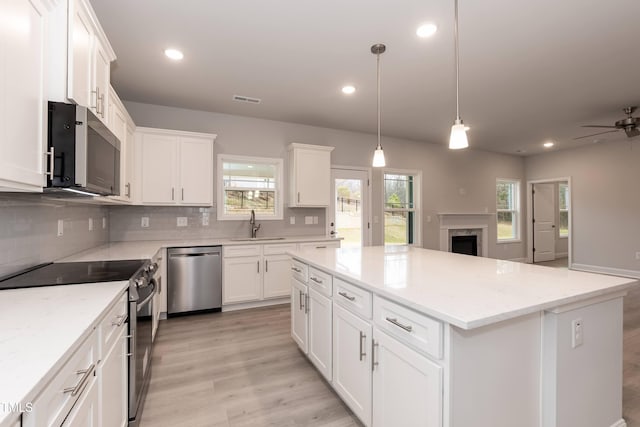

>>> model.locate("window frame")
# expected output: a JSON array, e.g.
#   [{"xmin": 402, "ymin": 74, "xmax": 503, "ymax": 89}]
[
  {"xmin": 217, "ymin": 154, "xmax": 284, "ymax": 221},
  {"xmin": 558, "ymin": 182, "xmax": 569, "ymax": 239},
  {"xmin": 382, "ymin": 169, "xmax": 422, "ymax": 247},
  {"xmin": 496, "ymin": 178, "xmax": 521, "ymax": 243}
]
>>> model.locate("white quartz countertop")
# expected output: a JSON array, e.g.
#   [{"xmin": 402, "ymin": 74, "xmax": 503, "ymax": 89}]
[
  {"xmin": 289, "ymin": 246, "xmax": 638, "ymax": 330},
  {"xmin": 60, "ymin": 235, "xmax": 340, "ymax": 262},
  {"xmin": 0, "ymin": 281, "xmax": 128, "ymax": 426}
]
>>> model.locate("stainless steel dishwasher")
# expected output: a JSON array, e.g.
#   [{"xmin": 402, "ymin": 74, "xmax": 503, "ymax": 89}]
[{"xmin": 167, "ymin": 246, "xmax": 222, "ymax": 316}]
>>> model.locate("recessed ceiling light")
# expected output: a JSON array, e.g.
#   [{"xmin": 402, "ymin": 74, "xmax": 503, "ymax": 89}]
[
  {"xmin": 416, "ymin": 23, "xmax": 438, "ymax": 38},
  {"xmin": 164, "ymin": 48, "xmax": 184, "ymax": 61},
  {"xmin": 341, "ymin": 85, "xmax": 356, "ymax": 95},
  {"xmin": 543, "ymin": 141, "xmax": 554, "ymax": 148}
]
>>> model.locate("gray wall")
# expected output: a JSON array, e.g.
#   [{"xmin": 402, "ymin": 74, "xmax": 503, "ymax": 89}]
[
  {"xmin": 122, "ymin": 101, "xmax": 527, "ymax": 260},
  {"xmin": 525, "ymin": 140, "xmax": 640, "ymax": 274},
  {"xmin": 0, "ymin": 195, "xmax": 109, "ymax": 277}
]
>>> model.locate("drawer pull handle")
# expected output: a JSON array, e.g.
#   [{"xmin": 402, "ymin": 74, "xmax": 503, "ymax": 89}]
[
  {"xmin": 291, "ymin": 267, "xmax": 302, "ymax": 273},
  {"xmin": 63, "ymin": 363, "xmax": 95, "ymax": 396},
  {"xmin": 315, "ymin": 246, "xmax": 327, "ymax": 249},
  {"xmin": 299, "ymin": 290, "xmax": 304, "ymax": 310},
  {"xmin": 359, "ymin": 331, "xmax": 366, "ymax": 361},
  {"xmin": 305, "ymin": 293, "xmax": 309, "ymax": 314},
  {"xmin": 338, "ymin": 291, "xmax": 355, "ymax": 301},
  {"xmin": 372, "ymin": 339, "xmax": 379, "ymax": 371},
  {"xmin": 386, "ymin": 317, "xmax": 413, "ymax": 332},
  {"xmin": 112, "ymin": 314, "xmax": 128, "ymax": 327},
  {"xmin": 310, "ymin": 276, "xmax": 323, "ymax": 284}
]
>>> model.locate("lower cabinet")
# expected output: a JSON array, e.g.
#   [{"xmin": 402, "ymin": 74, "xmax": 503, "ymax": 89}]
[
  {"xmin": 99, "ymin": 326, "xmax": 127, "ymax": 427},
  {"xmin": 223, "ymin": 255, "xmax": 262, "ymax": 303},
  {"xmin": 308, "ymin": 288, "xmax": 332, "ymax": 381},
  {"xmin": 332, "ymin": 303, "xmax": 372, "ymax": 427},
  {"xmin": 263, "ymin": 254, "xmax": 293, "ymax": 298},
  {"xmin": 291, "ymin": 278, "xmax": 308, "ymax": 353},
  {"xmin": 61, "ymin": 377, "xmax": 99, "ymax": 427},
  {"xmin": 372, "ymin": 329, "xmax": 442, "ymax": 427}
]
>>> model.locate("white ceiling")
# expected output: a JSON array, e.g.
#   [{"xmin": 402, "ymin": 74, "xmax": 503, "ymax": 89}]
[{"xmin": 89, "ymin": 0, "xmax": 640, "ymax": 155}]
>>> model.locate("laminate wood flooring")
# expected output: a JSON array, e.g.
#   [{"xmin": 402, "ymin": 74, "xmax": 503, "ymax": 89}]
[{"xmin": 140, "ymin": 305, "xmax": 362, "ymax": 427}]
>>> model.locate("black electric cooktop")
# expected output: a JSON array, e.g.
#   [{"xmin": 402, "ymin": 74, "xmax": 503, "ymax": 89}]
[{"xmin": 0, "ymin": 260, "xmax": 147, "ymax": 290}]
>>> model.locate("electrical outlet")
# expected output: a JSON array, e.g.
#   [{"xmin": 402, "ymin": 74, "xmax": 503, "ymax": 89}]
[
  {"xmin": 88, "ymin": 218, "xmax": 93, "ymax": 231},
  {"xmin": 141, "ymin": 217, "xmax": 150, "ymax": 228},
  {"xmin": 57, "ymin": 219, "xmax": 64, "ymax": 237},
  {"xmin": 102, "ymin": 217, "xmax": 106, "ymax": 229},
  {"xmin": 571, "ymin": 318, "xmax": 583, "ymax": 348},
  {"xmin": 177, "ymin": 217, "xmax": 188, "ymax": 227},
  {"xmin": 290, "ymin": 216, "xmax": 296, "ymax": 225},
  {"xmin": 305, "ymin": 216, "xmax": 313, "ymax": 225},
  {"xmin": 202, "ymin": 212, "xmax": 209, "ymax": 226}
]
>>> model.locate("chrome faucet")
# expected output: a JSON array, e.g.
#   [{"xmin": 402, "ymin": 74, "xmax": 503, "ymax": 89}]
[{"xmin": 249, "ymin": 209, "xmax": 261, "ymax": 238}]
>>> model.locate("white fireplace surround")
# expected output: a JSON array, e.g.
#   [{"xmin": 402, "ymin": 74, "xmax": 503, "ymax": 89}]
[{"xmin": 439, "ymin": 213, "xmax": 493, "ymax": 258}]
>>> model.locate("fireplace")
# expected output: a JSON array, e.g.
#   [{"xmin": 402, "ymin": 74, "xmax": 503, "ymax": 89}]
[{"xmin": 451, "ymin": 235, "xmax": 478, "ymax": 256}]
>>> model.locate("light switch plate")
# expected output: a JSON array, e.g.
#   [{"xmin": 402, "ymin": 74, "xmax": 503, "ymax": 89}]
[
  {"xmin": 102, "ymin": 217, "xmax": 106, "ymax": 229},
  {"xmin": 290, "ymin": 216, "xmax": 296, "ymax": 225},
  {"xmin": 57, "ymin": 219, "xmax": 63, "ymax": 237},
  {"xmin": 177, "ymin": 217, "xmax": 188, "ymax": 227},
  {"xmin": 88, "ymin": 218, "xmax": 93, "ymax": 231},
  {"xmin": 202, "ymin": 213, "xmax": 209, "ymax": 226},
  {"xmin": 571, "ymin": 318, "xmax": 583, "ymax": 348},
  {"xmin": 141, "ymin": 217, "xmax": 150, "ymax": 228}
]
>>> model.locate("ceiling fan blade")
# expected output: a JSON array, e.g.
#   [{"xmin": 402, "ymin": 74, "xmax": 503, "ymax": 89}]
[
  {"xmin": 573, "ymin": 130, "xmax": 619, "ymax": 140},
  {"xmin": 581, "ymin": 125, "xmax": 619, "ymax": 128}
]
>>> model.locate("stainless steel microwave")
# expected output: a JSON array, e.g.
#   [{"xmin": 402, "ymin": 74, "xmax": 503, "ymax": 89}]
[{"xmin": 46, "ymin": 102, "xmax": 120, "ymax": 196}]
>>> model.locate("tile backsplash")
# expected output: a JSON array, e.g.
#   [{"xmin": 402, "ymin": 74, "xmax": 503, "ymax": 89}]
[{"xmin": 0, "ymin": 195, "xmax": 109, "ymax": 278}]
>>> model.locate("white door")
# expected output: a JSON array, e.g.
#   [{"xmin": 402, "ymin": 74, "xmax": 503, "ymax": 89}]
[
  {"xmin": 61, "ymin": 377, "xmax": 99, "ymax": 427},
  {"xmin": 140, "ymin": 133, "xmax": 177, "ymax": 204},
  {"xmin": 222, "ymin": 256, "xmax": 262, "ymax": 304},
  {"xmin": 179, "ymin": 137, "xmax": 213, "ymax": 205},
  {"xmin": 533, "ymin": 183, "xmax": 556, "ymax": 262},
  {"xmin": 263, "ymin": 255, "xmax": 292, "ymax": 299},
  {"xmin": 291, "ymin": 278, "xmax": 308, "ymax": 353},
  {"xmin": 329, "ymin": 168, "xmax": 370, "ymax": 247},
  {"xmin": 372, "ymin": 329, "xmax": 442, "ymax": 427},
  {"xmin": 99, "ymin": 327, "xmax": 127, "ymax": 427},
  {"xmin": 92, "ymin": 40, "xmax": 110, "ymax": 124},
  {"xmin": 308, "ymin": 288, "xmax": 332, "ymax": 381},
  {"xmin": 333, "ymin": 303, "xmax": 372, "ymax": 426},
  {"xmin": 294, "ymin": 147, "xmax": 331, "ymax": 206}
]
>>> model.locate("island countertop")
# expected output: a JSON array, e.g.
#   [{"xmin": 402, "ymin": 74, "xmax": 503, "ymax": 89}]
[{"xmin": 288, "ymin": 245, "xmax": 638, "ymax": 330}]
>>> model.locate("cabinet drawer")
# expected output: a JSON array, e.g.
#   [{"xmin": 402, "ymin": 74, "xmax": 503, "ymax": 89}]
[
  {"xmin": 100, "ymin": 291, "xmax": 128, "ymax": 355},
  {"xmin": 308, "ymin": 266, "xmax": 333, "ymax": 297},
  {"xmin": 224, "ymin": 245, "xmax": 261, "ymax": 258},
  {"xmin": 373, "ymin": 296, "xmax": 443, "ymax": 360},
  {"xmin": 291, "ymin": 259, "xmax": 308, "ymax": 283},
  {"xmin": 263, "ymin": 243, "xmax": 298, "ymax": 255},
  {"xmin": 23, "ymin": 332, "xmax": 98, "ymax": 427},
  {"xmin": 334, "ymin": 278, "xmax": 372, "ymax": 319},
  {"xmin": 299, "ymin": 240, "xmax": 340, "ymax": 250}
]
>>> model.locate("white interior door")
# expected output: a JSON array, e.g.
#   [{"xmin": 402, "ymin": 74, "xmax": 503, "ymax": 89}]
[
  {"xmin": 533, "ymin": 183, "xmax": 556, "ymax": 262},
  {"xmin": 329, "ymin": 168, "xmax": 370, "ymax": 247}
]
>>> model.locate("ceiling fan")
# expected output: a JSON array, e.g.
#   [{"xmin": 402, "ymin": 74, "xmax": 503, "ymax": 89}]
[{"xmin": 574, "ymin": 106, "xmax": 640, "ymax": 140}]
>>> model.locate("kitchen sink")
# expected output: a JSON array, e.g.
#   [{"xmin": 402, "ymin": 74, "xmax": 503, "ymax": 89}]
[{"xmin": 229, "ymin": 237, "xmax": 287, "ymax": 241}]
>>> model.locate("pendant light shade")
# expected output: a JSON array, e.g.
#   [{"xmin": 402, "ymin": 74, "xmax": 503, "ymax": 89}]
[
  {"xmin": 371, "ymin": 43, "xmax": 386, "ymax": 167},
  {"xmin": 449, "ymin": 0, "xmax": 469, "ymax": 149}
]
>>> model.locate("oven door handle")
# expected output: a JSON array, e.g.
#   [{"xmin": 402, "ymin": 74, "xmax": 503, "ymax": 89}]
[{"xmin": 136, "ymin": 281, "xmax": 156, "ymax": 309}]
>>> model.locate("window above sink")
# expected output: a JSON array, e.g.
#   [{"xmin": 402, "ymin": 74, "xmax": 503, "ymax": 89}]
[{"xmin": 217, "ymin": 154, "xmax": 284, "ymax": 221}]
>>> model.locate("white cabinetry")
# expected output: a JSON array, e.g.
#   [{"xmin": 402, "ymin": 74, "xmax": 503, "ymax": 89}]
[
  {"xmin": 288, "ymin": 143, "xmax": 334, "ymax": 207},
  {"xmin": 263, "ymin": 254, "xmax": 294, "ymax": 298},
  {"xmin": 291, "ymin": 278, "xmax": 308, "ymax": 353},
  {"xmin": 0, "ymin": 0, "xmax": 51, "ymax": 192},
  {"xmin": 60, "ymin": 376, "xmax": 99, "ymax": 427},
  {"xmin": 107, "ymin": 86, "xmax": 135, "ymax": 203},
  {"xmin": 223, "ymin": 255, "xmax": 262, "ymax": 304},
  {"xmin": 308, "ymin": 288, "xmax": 332, "ymax": 381},
  {"xmin": 136, "ymin": 128, "xmax": 216, "ymax": 206}
]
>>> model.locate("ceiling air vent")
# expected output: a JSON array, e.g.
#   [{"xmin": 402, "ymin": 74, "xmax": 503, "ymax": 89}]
[{"xmin": 233, "ymin": 95, "xmax": 261, "ymax": 104}]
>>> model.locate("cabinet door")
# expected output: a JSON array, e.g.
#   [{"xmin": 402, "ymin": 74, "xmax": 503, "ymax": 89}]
[
  {"xmin": 372, "ymin": 329, "xmax": 442, "ymax": 427},
  {"xmin": 107, "ymin": 93, "xmax": 128, "ymax": 200},
  {"xmin": 99, "ymin": 326, "xmax": 127, "ymax": 427},
  {"xmin": 179, "ymin": 137, "xmax": 213, "ymax": 205},
  {"xmin": 92, "ymin": 39, "xmax": 110, "ymax": 125},
  {"xmin": 140, "ymin": 133, "xmax": 177, "ymax": 204},
  {"xmin": 291, "ymin": 278, "xmax": 308, "ymax": 353},
  {"xmin": 0, "ymin": 0, "xmax": 48, "ymax": 191},
  {"xmin": 67, "ymin": 0, "xmax": 93, "ymax": 108},
  {"xmin": 222, "ymin": 256, "xmax": 262, "ymax": 304},
  {"xmin": 61, "ymin": 377, "xmax": 99, "ymax": 427},
  {"xmin": 263, "ymin": 255, "xmax": 292, "ymax": 299},
  {"xmin": 308, "ymin": 289, "xmax": 332, "ymax": 381},
  {"xmin": 333, "ymin": 303, "xmax": 372, "ymax": 426},
  {"xmin": 294, "ymin": 148, "xmax": 331, "ymax": 206},
  {"xmin": 125, "ymin": 124, "xmax": 135, "ymax": 201}
]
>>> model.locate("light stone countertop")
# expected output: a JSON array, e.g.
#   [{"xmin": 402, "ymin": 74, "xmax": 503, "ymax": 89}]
[
  {"xmin": 289, "ymin": 245, "xmax": 639, "ymax": 330},
  {"xmin": 59, "ymin": 235, "xmax": 341, "ymax": 262},
  {"xmin": 0, "ymin": 281, "xmax": 128, "ymax": 426}
]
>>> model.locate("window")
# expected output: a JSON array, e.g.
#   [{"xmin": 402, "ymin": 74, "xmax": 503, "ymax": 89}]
[
  {"xmin": 217, "ymin": 154, "xmax": 283, "ymax": 220},
  {"xmin": 383, "ymin": 171, "xmax": 421, "ymax": 245},
  {"xmin": 496, "ymin": 179, "xmax": 520, "ymax": 241},
  {"xmin": 558, "ymin": 182, "xmax": 569, "ymax": 238}
]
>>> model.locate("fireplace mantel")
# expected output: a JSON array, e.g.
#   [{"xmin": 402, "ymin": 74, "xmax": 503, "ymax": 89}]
[{"xmin": 439, "ymin": 213, "xmax": 491, "ymax": 257}]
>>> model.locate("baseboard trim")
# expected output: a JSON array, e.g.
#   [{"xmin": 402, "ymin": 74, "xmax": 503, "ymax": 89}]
[
  {"xmin": 610, "ymin": 418, "xmax": 627, "ymax": 427},
  {"xmin": 508, "ymin": 257, "xmax": 527, "ymax": 263},
  {"xmin": 571, "ymin": 263, "xmax": 640, "ymax": 279},
  {"xmin": 222, "ymin": 297, "xmax": 290, "ymax": 312},
  {"xmin": 555, "ymin": 252, "xmax": 568, "ymax": 258}
]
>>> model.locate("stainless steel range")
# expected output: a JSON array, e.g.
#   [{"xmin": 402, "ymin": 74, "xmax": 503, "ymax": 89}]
[{"xmin": 0, "ymin": 259, "xmax": 157, "ymax": 427}]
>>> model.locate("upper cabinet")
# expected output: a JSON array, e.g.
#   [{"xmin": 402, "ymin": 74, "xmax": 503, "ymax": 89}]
[
  {"xmin": 107, "ymin": 86, "xmax": 135, "ymax": 203},
  {"xmin": 288, "ymin": 143, "xmax": 334, "ymax": 207},
  {"xmin": 0, "ymin": 0, "xmax": 53, "ymax": 192},
  {"xmin": 135, "ymin": 127, "xmax": 216, "ymax": 206}
]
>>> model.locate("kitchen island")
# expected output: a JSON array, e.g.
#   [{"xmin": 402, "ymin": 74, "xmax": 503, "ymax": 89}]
[{"xmin": 289, "ymin": 245, "xmax": 638, "ymax": 427}]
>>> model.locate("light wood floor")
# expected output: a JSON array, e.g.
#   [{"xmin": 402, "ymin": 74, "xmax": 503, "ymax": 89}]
[
  {"xmin": 140, "ymin": 306, "xmax": 362, "ymax": 427},
  {"xmin": 141, "ymin": 290, "xmax": 640, "ymax": 427}
]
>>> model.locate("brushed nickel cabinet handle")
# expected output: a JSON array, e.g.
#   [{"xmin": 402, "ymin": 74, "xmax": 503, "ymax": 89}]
[
  {"xmin": 257, "ymin": 260, "xmax": 260, "ymax": 273},
  {"xmin": 359, "ymin": 331, "xmax": 366, "ymax": 361},
  {"xmin": 338, "ymin": 291, "xmax": 355, "ymax": 301},
  {"xmin": 171, "ymin": 188, "xmax": 175, "ymax": 200},
  {"xmin": 46, "ymin": 147, "xmax": 55, "ymax": 178},
  {"xmin": 299, "ymin": 290, "xmax": 304, "ymax": 310},
  {"xmin": 291, "ymin": 267, "xmax": 302, "ymax": 273},
  {"xmin": 386, "ymin": 317, "xmax": 413, "ymax": 332},
  {"xmin": 372, "ymin": 339, "xmax": 379, "ymax": 371},
  {"xmin": 111, "ymin": 314, "xmax": 128, "ymax": 327},
  {"xmin": 304, "ymin": 294, "xmax": 309, "ymax": 314},
  {"xmin": 310, "ymin": 276, "xmax": 323, "ymax": 284},
  {"xmin": 182, "ymin": 188, "xmax": 184, "ymax": 201},
  {"xmin": 265, "ymin": 260, "xmax": 268, "ymax": 273},
  {"xmin": 63, "ymin": 363, "xmax": 95, "ymax": 396},
  {"xmin": 297, "ymin": 192, "xmax": 300, "ymax": 203}
]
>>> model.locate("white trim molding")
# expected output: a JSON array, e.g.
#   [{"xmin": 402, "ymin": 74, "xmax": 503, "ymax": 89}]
[
  {"xmin": 438, "ymin": 213, "xmax": 491, "ymax": 257},
  {"xmin": 610, "ymin": 419, "xmax": 627, "ymax": 427},
  {"xmin": 571, "ymin": 264, "xmax": 640, "ymax": 280}
]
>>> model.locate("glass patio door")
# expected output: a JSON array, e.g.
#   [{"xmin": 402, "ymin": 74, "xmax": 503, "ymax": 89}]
[{"xmin": 329, "ymin": 168, "xmax": 370, "ymax": 247}]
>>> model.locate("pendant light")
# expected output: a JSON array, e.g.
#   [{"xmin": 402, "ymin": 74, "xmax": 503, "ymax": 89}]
[
  {"xmin": 371, "ymin": 43, "xmax": 386, "ymax": 167},
  {"xmin": 449, "ymin": 0, "xmax": 469, "ymax": 149}
]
